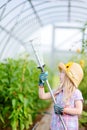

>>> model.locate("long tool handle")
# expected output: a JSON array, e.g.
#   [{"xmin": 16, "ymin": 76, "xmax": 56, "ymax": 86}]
[
  {"xmin": 46, "ymin": 80, "xmax": 56, "ymax": 103},
  {"xmin": 31, "ymin": 43, "xmax": 67, "ymax": 130},
  {"xmin": 46, "ymin": 80, "xmax": 67, "ymax": 130}
]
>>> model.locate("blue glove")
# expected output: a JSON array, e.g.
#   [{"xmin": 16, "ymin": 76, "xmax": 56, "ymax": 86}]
[
  {"xmin": 54, "ymin": 104, "xmax": 64, "ymax": 115},
  {"xmin": 39, "ymin": 71, "xmax": 48, "ymax": 86}
]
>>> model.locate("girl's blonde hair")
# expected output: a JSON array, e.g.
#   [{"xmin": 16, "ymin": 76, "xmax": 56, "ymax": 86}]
[
  {"xmin": 62, "ymin": 74, "xmax": 76, "ymax": 104},
  {"xmin": 56, "ymin": 73, "xmax": 76, "ymax": 104}
]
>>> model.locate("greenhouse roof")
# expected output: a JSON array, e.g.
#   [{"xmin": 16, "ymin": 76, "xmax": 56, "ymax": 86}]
[{"xmin": 0, "ymin": 0, "xmax": 87, "ymax": 59}]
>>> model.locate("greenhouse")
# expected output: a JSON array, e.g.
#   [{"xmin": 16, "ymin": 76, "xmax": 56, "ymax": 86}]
[{"xmin": 0, "ymin": 0, "xmax": 87, "ymax": 130}]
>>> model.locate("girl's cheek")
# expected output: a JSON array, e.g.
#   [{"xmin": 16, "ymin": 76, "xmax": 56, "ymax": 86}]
[{"xmin": 60, "ymin": 74, "xmax": 65, "ymax": 80}]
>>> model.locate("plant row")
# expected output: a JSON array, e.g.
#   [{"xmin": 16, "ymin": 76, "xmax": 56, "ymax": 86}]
[{"xmin": 0, "ymin": 58, "xmax": 53, "ymax": 130}]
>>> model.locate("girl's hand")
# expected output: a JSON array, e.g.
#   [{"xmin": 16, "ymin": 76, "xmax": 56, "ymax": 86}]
[
  {"xmin": 54, "ymin": 104, "xmax": 64, "ymax": 115},
  {"xmin": 39, "ymin": 71, "xmax": 48, "ymax": 86}
]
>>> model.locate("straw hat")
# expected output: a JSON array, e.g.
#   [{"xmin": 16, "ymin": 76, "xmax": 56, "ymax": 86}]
[{"xmin": 58, "ymin": 62, "xmax": 84, "ymax": 87}]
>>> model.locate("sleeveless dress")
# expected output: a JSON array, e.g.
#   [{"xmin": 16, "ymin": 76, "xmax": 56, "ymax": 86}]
[{"xmin": 50, "ymin": 89, "xmax": 83, "ymax": 130}]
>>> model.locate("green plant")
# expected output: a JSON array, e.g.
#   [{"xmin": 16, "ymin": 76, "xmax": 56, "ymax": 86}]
[
  {"xmin": 79, "ymin": 111, "xmax": 87, "ymax": 127},
  {"xmin": 0, "ymin": 57, "xmax": 53, "ymax": 130}
]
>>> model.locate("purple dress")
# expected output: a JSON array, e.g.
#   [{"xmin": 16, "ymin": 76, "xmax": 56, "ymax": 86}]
[{"xmin": 50, "ymin": 89, "xmax": 83, "ymax": 130}]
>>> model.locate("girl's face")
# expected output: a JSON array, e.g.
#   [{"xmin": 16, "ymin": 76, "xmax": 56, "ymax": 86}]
[{"xmin": 59, "ymin": 71, "xmax": 65, "ymax": 83}]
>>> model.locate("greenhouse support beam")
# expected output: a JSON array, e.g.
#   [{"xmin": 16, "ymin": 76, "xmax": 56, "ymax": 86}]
[
  {"xmin": 0, "ymin": 25, "xmax": 25, "ymax": 45},
  {"xmin": 27, "ymin": 0, "xmax": 43, "ymax": 26},
  {"xmin": 68, "ymin": 0, "xmax": 71, "ymax": 22}
]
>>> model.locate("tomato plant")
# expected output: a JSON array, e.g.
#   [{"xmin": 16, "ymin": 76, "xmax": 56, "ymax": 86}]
[{"xmin": 0, "ymin": 57, "xmax": 53, "ymax": 130}]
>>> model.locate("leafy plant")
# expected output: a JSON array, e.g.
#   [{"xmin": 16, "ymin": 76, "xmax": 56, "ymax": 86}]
[
  {"xmin": 79, "ymin": 111, "xmax": 87, "ymax": 127},
  {"xmin": 0, "ymin": 57, "xmax": 53, "ymax": 130}
]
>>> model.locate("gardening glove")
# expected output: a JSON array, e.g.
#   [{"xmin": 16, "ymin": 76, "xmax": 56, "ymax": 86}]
[
  {"xmin": 54, "ymin": 104, "xmax": 64, "ymax": 115},
  {"xmin": 39, "ymin": 71, "xmax": 48, "ymax": 86}
]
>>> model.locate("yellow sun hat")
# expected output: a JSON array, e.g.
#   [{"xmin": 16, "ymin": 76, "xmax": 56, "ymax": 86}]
[{"xmin": 58, "ymin": 62, "xmax": 84, "ymax": 87}]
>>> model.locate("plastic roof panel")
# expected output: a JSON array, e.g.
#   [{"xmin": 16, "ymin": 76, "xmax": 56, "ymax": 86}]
[
  {"xmin": 33, "ymin": 1, "xmax": 68, "ymax": 10},
  {"xmin": 42, "ymin": 17, "xmax": 68, "ymax": 25},
  {"xmin": 0, "ymin": 38, "xmax": 22, "ymax": 60},
  {"xmin": 0, "ymin": 0, "xmax": 87, "ymax": 59}
]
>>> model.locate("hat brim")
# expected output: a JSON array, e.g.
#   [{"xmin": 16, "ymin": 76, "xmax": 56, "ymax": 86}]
[
  {"xmin": 58, "ymin": 62, "xmax": 66, "ymax": 72},
  {"xmin": 58, "ymin": 62, "xmax": 77, "ymax": 87}
]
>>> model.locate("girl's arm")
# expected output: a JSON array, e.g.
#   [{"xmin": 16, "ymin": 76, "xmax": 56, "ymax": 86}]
[
  {"xmin": 39, "ymin": 86, "xmax": 51, "ymax": 100},
  {"xmin": 63, "ymin": 100, "xmax": 83, "ymax": 115},
  {"xmin": 38, "ymin": 86, "xmax": 61, "ymax": 100},
  {"xmin": 38, "ymin": 72, "xmax": 62, "ymax": 100},
  {"xmin": 38, "ymin": 71, "xmax": 52, "ymax": 100}
]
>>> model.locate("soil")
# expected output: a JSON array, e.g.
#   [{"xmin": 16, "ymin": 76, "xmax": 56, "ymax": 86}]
[{"xmin": 30, "ymin": 104, "xmax": 53, "ymax": 130}]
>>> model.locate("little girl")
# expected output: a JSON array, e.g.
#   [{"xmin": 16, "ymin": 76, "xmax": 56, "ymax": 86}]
[{"xmin": 38, "ymin": 62, "xmax": 84, "ymax": 130}]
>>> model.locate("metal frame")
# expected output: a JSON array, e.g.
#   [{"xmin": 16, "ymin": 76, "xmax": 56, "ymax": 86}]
[{"xmin": 0, "ymin": 0, "xmax": 87, "ymax": 59}]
